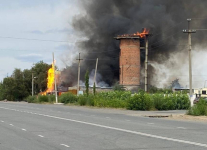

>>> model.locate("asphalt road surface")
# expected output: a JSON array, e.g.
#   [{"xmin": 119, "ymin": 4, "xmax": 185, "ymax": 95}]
[{"xmin": 0, "ymin": 102, "xmax": 207, "ymax": 150}]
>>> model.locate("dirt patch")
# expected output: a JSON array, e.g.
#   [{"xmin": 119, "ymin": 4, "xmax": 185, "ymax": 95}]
[
  {"xmin": 167, "ymin": 114, "xmax": 207, "ymax": 122},
  {"xmin": 146, "ymin": 115, "xmax": 170, "ymax": 118}
]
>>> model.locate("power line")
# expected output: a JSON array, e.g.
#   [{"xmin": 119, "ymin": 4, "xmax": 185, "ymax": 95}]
[
  {"xmin": 0, "ymin": 48, "xmax": 67, "ymax": 52},
  {"xmin": 148, "ymin": 44, "xmax": 187, "ymax": 52},
  {"xmin": 191, "ymin": 18, "xmax": 207, "ymax": 20},
  {"xmin": 153, "ymin": 81, "xmax": 207, "ymax": 83},
  {"xmin": 150, "ymin": 30, "xmax": 182, "ymax": 46},
  {"xmin": 80, "ymin": 49, "xmax": 120, "ymax": 54},
  {"xmin": 84, "ymin": 57, "xmax": 120, "ymax": 60},
  {"xmin": 194, "ymin": 29, "xmax": 207, "ymax": 31},
  {"xmin": 0, "ymin": 36, "xmax": 74, "ymax": 43},
  {"xmin": 151, "ymin": 20, "xmax": 186, "ymax": 38}
]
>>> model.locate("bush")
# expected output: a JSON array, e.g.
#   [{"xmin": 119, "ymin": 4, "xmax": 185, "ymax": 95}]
[
  {"xmin": 86, "ymin": 95, "xmax": 95, "ymax": 106},
  {"xmin": 153, "ymin": 94, "xmax": 165, "ymax": 110},
  {"xmin": 38, "ymin": 95, "xmax": 49, "ymax": 103},
  {"xmin": 149, "ymin": 86, "xmax": 173, "ymax": 94},
  {"xmin": 77, "ymin": 94, "xmax": 95, "ymax": 106},
  {"xmin": 97, "ymin": 91, "xmax": 131, "ymax": 101},
  {"xmin": 59, "ymin": 93, "xmax": 78, "ymax": 104},
  {"xmin": 25, "ymin": 95, "xmax": 37, "ymax": 103},
  {"xmin": 48, "ymin": 95, "xmax": 55, "ymax": 103},
  {"xmin": 151, "ymin": 93, "xmax": 190, "ymax": 110},
  {"xmin": 94, "ymin": 98, "xmax": 127, "ymax": 108},
  {"xmin": 164, "ymin": 95, "xmax": 176, "ymax": 110},
  {"xmin": 78, "ymin": 95, "xmax": 87, "ymax": 106},
  {"xmin": 188, "ymin": 99, "xmax": 207, "ymax": 116},
  {"xmin": 93, "ymin": 91, "xmax": 130, "ymax": 108},
  {"xmin": 127, "ymin": 91, "xmax": 153, "ymax": 110},
  {"xmin": 176, "ymin": 94, "xmax": 190, "ymax": 109},
  {"xmin": 25, "ymin": 90, "xmax": 190, "ymax": 111}
]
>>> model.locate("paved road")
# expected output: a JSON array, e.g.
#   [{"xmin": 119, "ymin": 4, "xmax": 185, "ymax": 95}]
[{"xmin": 0, "ymin": 102, "xmax": 207, "ymax": 150}]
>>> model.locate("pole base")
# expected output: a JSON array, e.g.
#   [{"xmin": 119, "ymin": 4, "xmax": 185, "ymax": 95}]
[{"xmin": 54, "ymin": 103, "xmax": 64, "ymax": 105}]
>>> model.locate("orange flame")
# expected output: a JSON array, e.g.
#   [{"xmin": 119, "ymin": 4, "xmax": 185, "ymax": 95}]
[
  {"xmin": 46, "ymin": 62, "xmax": 55, "ymax": 93},
  {"xmin": 41, "ymin": 62, "xmax": 55, "ymax": 95},
  {"xmin": 118, "ymin": 28, "xmax": 149, "ymax": 38},
  {"xmin": 136, "ymin": 28, "xmax": 149, "ymax": 38}
]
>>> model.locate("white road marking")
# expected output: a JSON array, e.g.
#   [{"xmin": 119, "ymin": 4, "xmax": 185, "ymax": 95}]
[
  {"xmin": 10, "ymin": 124, "xmax": 14, "ymax": 126},
  {"xmin": 0, "ymin": 106, "xmax": 207, "ymax": 148},
  {"xmin": 22, "ymin": 129, "xmax": 27, "ymax": 131},
  {"xmin": 61, "ymin": 144, "xmax": 70, "ymax": 148},
  {"xmin": 38, "ymin": 135, "xmax": 44, "ymax": 138},
  {"xmin": 177, "ymin": 127, "xmax": 186, "ymax": 129},
  {"xmin": 148, "ymin": 123, "xmax": 155, "ymax": 125},
  {"xmin": 1, "ymin": 120, "xmax": 4, "ymax": 122}
]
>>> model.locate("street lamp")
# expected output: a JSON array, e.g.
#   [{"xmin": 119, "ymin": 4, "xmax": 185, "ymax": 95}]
[{"xmin": 32, "ymin": 73, "xmax": 37, "ymax": 96}]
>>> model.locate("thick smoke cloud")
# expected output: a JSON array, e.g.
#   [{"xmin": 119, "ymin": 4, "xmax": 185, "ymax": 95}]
[{"xmin": 62, "ymin": 0, "xmax": 207, "ymax": 88}]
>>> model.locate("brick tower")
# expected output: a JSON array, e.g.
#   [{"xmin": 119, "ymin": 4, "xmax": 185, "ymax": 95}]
[{"xmin": 115, "ymin": 37, "xmax": 140, "ymax": 90}]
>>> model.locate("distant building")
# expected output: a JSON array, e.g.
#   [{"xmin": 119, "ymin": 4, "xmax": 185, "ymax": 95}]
[{"xmin": 194, "ymin": 88, "xmax": 207, "ymax": 97}]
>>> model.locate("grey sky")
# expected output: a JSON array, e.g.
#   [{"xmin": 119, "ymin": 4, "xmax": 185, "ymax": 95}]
[{"xmin": 0, "ymin": 0, "xmax": 80, "ymax": 80}]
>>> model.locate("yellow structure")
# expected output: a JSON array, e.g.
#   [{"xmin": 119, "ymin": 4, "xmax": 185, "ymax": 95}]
[{"xmin": 194, "ymin": 88, "xmax": 207, "ymax": 97}]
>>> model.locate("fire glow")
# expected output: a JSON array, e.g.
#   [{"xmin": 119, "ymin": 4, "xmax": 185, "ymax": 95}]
[
  {"xmin": 41, "ymin": 62, "xmax": 55, "ymax": 95},
  {"xmin": 47, "ymin": 62, "xmax": 55, "ymax": 93},
  {"xmin": 118, "ymin": 28, "xmax": 149, "ymax": 38}
]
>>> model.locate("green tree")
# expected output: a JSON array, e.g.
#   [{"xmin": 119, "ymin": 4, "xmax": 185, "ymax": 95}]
[
  {"xmin": 2, "ymin": 77, "xmax": 16, "ymax": 101},
  {"xmin": 93, "ymin": 82, "xmax": 96, "ymax": 95},
  {"xmin": 0, "ymin": 82, "xmax": 4, "ymax": 100},
  {"xmin": 0, "ymin": 61, "xmax": 50, "ymax": 101},
  {"xmin": 85, "ymin": 69, "xmax": 89, "ymax": 96},
  {"xmin": 31, "ymin": 61, "xmax": 50, "ymax": 94},
  {"xmin": 23, "ymin": 69, "xmax": 32, "ymax": 95},
  {"xmin": 12, "ymin": 68, "xmax": 28, "ymax": 100}
]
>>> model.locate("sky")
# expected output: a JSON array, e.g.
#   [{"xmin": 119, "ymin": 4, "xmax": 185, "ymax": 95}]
[
  {"xmin": 1, "ymin": 0, "xmax": 207, "ymax": 89},
  {"xmin": 0, "ymin": 0, "xmax": 80, "ymax": 81}
]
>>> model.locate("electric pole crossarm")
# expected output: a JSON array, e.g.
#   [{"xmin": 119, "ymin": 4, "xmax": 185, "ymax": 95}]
[{"xmin": 183, "ymin": 30, "xmax": 196, "ymax": 33}]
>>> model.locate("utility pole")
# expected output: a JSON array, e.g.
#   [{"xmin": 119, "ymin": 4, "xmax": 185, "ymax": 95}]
[
  {"xmin": 76, "ymin": 53, "xmax": 83, "ymax": 96},
  {"xmin": 53, "ymin": 52, "xmax": 58, "ymax": 103},
  {"xmin": 32, "ymin": 73, "xmax": 34, "ymax": 96},
  {"xmin": 93, "ymin": 58, "xmax": 99, "ymax": 86},
  {"xmin": 145, "ymin": 36, "xmax": 149, "ymax": 92},
  {"xmin": 122, "ymin": 64, "xmax": 123, "ymax": 85},
  {"xmin": 32, "ymin": 73, "xmax": 37, "ymax": 96},
  {"xmin": 183, "ymin": 19, "xmax": 196, "ymax": 97}
]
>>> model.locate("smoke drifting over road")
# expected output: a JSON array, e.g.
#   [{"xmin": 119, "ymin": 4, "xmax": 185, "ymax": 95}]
[{"xmin": 62, "ymin": 0, "xmax": 207, "ymax": 88}]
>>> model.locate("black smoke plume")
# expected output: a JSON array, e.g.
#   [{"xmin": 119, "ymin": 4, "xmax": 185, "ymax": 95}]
[{"xmin": 62, "ymin": 0, "xmax": 207, "ymax": 87}]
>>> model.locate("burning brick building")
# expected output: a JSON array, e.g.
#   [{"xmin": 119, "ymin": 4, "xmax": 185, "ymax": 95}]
[{"xmin": 115, "ymin": 29, "xmax": 149, "ymax": 90}]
